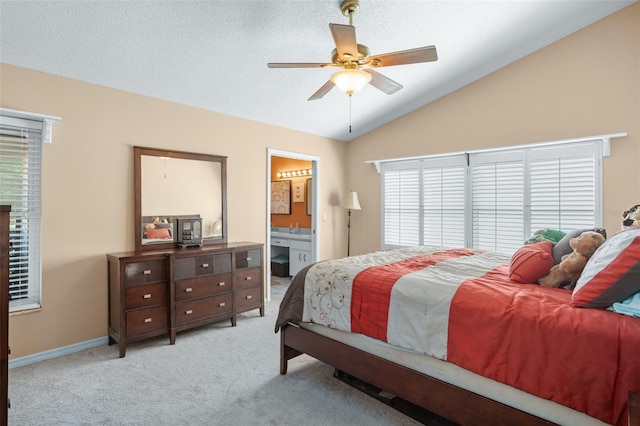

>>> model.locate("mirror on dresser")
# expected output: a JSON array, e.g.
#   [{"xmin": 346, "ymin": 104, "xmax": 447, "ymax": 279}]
[{"xmin": 134, "ymin": 146, "xmax": 228, "ymax": 252}]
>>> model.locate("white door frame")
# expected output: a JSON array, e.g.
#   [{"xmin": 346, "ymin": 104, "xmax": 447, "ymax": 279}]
[{"xmin": 266, "ymin": 149, "xmax": 320, "ymax": 301}]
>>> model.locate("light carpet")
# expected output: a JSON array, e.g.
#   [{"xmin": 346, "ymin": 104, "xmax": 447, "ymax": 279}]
[{"xmin": 8, "ymin": 296, "xmax": 422, "ymax": 426}]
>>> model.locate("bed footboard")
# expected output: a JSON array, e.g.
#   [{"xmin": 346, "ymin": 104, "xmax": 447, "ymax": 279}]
[{"xmin": 280, "ymin": 323, "xmax": 554, "ymax": 426}]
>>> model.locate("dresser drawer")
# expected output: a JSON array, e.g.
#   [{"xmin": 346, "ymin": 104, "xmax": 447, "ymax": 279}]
[
  {"xmin": 124, "ymin": 260, "xmax": 166, "ymax": 286},
  {"xmin": 125, "ymin": 283, "xmax": 167, "ymax": 310},
  {"xmin": 235, "ymin": 267, "xmax": 261, "ymax": 290},
  {"xmin": 175, "ymin": 293, "xmax": 232, "ymax": 324},
  {"xmin": 125, "ymin": 306, "xmax": 168, "ymax": 336},
  {"xmin": 271, "ymin": 238, "xmax": 289, "ymax": 247},
  {"xmin": 235, "ymin": 286, "xmax": 262, "ymax": 312},
  {"xmin": 175, "ymin": 273, "xmax": 232, "ymax": 301},
  {"xmin": 235, "ymin": 249, "xmax": 261, "ymax": 269},
  {"xmin": 174, "ymin": 253, "xmax": 231, "ymax": 279}
]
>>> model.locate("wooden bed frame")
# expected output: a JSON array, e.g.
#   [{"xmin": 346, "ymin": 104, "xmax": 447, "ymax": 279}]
[{"xmin": 280, "ymin": 323, "xmax": 558, "ymax": 426}]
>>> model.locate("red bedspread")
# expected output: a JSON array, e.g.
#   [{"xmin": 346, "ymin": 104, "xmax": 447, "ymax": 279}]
[
  {"xmin": 285, "ymin": 246, "xmax": 640, "ymax": 425},
  {"xmin": 351, "ymin": 248, "xmax": 477, "ymax": 341},
  {"xmin": 448, "ymin": 264, "xmax": 640, "ymax": 426}
]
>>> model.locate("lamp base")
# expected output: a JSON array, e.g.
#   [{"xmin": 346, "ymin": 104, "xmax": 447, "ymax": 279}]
[{"xmin": 346, "ymin": 209, "xmax": 352, "ymax": 257}]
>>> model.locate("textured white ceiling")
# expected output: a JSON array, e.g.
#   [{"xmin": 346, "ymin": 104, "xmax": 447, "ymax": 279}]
[{"xmin": 0, "ymin": 0, "xmax": 635, "ymax": 142}]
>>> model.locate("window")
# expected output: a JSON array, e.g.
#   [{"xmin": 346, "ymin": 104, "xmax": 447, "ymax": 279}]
[
  {"xmin": 381, "ymin": 138, "xmax": 607, "ymax": 254},
  {"xmin": 0, "ymin": 109, "xmax": 59, "ymax": 312}
]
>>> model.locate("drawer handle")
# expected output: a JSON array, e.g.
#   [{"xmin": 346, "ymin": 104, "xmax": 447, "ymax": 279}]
[
  {"xmin": 144, "ymin": 318, "xmax": 152, "ymax": 323},
  {"xmin": 143, "ymin": 294, "xmax": 152, "ymax": 299},
  {"xmin": 218, "ymin": 282, "xmax": 226, "ymax": 287},
  {"xmin": 245, "ymin": 257, "xmax": 252, "ymax": 261},
  {"xmin": 143, "ymin": 270, "xmax": 152, "ymax": 275},
  {"xmin": 185, "ymin": 310, "xmax": 193, "ymax": 315},
  {"xmin": 185, "ymin": 287, "xmax": 193, "ymax": 293},
  {"xmin": 201, "ymin": 263, "xmax": 209, "ymax": 268},
  {"xmin": 219, "ymin": 302, "xmax": 226, "ymax": 307},
  {"xmin": 246, "ymin": 295, "xmax": 252, "ymax": 300},
  {"xmin": 245, "ymin": 276, "xmax": 252, "ymax": 281}
]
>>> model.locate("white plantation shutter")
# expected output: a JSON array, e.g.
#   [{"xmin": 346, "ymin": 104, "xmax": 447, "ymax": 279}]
[
  {"xmin": 470, "ymin": 151, "xmax": 525, "ymax": 253},
  {"xmin": 422, "ymin": 156, "xmax": 466, "ymax": 247},
  {"xmin": 529, "ymin": 142, "xmax": 600, "ymax": 231},
  {"xmin": 0, "ymin": 115, "xmax": 45, "ymax": 311},
  {"xmin": 379, "ymin": 138, "xmax": 604, "ymax": 254},
  {"xmin": 382, "ymin": 161, "xmax": 420, "ymax": 248}
]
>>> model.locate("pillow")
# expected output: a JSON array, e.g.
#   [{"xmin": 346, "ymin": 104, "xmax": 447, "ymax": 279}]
[
  {"xmin": 524, "ymin": 228, "xmax": 565, "ymax": 245},
  {"xmin": 571, "ymin": 228, "xmax": 640, "ymax": 308},
  {"xmin": 552, "ymin": 228, "xmax": 607, "ymax": 264},
  {"xmin": 146, "ymin": 228, "xmax": 172, "ymax": 239},
  {"xmin": 509, "ymin": 241, "xmax": 554, "ymax": 284}
]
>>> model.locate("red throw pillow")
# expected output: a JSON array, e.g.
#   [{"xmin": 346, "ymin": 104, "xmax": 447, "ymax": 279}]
[
  {"xmin": 146, "ymin": 228, "xmax": 171, "ymax": 239},
  {"xmin": 509, "ymin": 241, "xmax": 554, "ymax": 284}
]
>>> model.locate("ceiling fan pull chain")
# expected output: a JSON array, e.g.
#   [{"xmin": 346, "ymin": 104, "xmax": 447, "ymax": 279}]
[{"xmin": 349, "ymin": 95, "xmax": 352, "ymax": 133}]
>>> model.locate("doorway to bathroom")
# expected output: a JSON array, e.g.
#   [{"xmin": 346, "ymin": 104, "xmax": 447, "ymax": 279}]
[{"xmin": 266, "ymin": 149, "xmax": 319, "ymax": 301}]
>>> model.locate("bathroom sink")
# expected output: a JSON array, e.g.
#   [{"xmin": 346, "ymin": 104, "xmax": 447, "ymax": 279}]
[{"xmin": 270, "ymin": 231, "xmax": 311, "ymax": 241}]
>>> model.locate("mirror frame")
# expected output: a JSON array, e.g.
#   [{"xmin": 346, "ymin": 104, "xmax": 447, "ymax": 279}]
[{"xmin": 134, "ymin": 146, "xmax": 228, "ymax": 252}]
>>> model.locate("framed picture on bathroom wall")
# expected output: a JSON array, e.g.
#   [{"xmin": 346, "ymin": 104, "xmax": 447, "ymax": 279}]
[
  {"xmin": 293, "ymin": 182, "xmax": 305, "ymax": 203},
  {"xmin": 271, "ymin": 180, "xmax": 291, "ymax": 215}
]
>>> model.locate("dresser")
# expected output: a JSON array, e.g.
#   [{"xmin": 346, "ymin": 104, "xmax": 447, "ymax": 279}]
[
  {"xmin": 1, "ymin": 205, "xmax": 11, "ymax": 423},
  {"xmin": 108, "ymin": 242, "xmax": 263, "ymax": 357}
]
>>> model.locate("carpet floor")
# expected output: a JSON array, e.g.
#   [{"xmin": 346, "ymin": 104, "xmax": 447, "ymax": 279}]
[{"xmin": 8, "ymin": 295, "xmax": 428, "ymax": 426}]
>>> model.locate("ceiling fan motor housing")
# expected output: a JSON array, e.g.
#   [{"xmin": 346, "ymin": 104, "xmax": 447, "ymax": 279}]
[{"xmin": 331, "ymin": 44, "xmax": 370, "ymax": 65}]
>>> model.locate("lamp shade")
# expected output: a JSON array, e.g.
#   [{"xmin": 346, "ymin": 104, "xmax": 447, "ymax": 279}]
[
  {"xmin": 341, "ymin": 191, "xmax": 361, "ymax": 210},
  {"xmin": 331, "ymin": 69, "xmax": 371, "ymax": 95}
]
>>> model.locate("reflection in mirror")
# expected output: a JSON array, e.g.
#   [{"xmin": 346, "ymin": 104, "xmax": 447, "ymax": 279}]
[
  {"xmin": 134, "ymin": 147, "xmax": 227, "ymax": 252},
  {"xmin": 141, "ymin": 156, "xmax": 222, "ymax": 240}
]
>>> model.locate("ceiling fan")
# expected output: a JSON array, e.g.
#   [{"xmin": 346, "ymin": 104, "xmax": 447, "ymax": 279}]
[{"xmin": 267, "ymin": 0, "xmax": 438, "ymax": 101}]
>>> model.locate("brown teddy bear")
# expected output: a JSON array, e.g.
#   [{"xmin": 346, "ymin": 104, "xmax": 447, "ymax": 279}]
[{"xmin": 538, "ymin": 231, "xmax": 605, "ymax": 288}]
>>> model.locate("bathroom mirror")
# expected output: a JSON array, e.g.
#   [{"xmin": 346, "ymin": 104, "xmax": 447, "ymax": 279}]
[{"xmin": 134, "ymin": 146, "xmax": 227, "ymax": 251}]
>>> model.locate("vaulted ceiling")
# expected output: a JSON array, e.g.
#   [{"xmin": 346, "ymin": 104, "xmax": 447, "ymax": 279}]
[{"xmin": 0, "ymin": 1, "xmax": 635, "ymax": 141}]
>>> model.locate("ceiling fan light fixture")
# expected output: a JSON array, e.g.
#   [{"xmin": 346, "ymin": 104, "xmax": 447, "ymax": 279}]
[{"xmin": 331, "ymin": 68, "xmax": 371, "ymax": 95}]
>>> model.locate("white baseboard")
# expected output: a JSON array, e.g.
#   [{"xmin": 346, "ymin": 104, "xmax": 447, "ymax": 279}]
[{"xmin": 9, "ymin": 336, "xmax": 109, "ymax": 368}]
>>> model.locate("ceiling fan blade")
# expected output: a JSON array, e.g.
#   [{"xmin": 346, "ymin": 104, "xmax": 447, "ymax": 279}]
[
  {"xmin": 329, "ymin": 23, "xmax": 358, "ymax": 60},
  {"xmin": 268, "ymin": 62, "xmax": 331, "ymax": 68},
  {"xmin": 369, "ymin": 46, "xmax": 438, "ymax": 67},
  {"xmin": 363, "ymin": 69, "xmax": 403, "ymax": 95},
  {"xmin": 308, "ymin": 80, "xmax": 335, "ymax": 101}
]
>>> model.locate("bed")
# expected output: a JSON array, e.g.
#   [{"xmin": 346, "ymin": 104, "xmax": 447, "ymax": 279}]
[{"xmin": 275, "ymin": 231, "xmax": 640, "ymax": 426}]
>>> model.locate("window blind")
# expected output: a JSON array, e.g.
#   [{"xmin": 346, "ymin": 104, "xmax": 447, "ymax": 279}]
[
  {"xmin": 382, "ymin": 161, "xmax": 420, "ymax": 248},
  {"xmin": 470, "ymin": 150, "xmax": 525, "ymax": 253},
  {"xmin": 0, "ymin": 116, "xmax": 43, "ymax": 311},
  {"xmin": 528, "ymin": 142, "xmax": 599, "ymax": 231},
  {"xmin": 422, "ymin": 156, "xmax": 466, "ymax": 247}
]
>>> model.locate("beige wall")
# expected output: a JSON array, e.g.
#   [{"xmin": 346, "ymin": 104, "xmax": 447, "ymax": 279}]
[
  {"xmin": 347, "ymin": 3, "xmax": 640, "ymax": 256},
  {"xmin": 0, "ymin": 64, "xmax": 348, "ymax": 358},
  {"xmin": 1, "ymin": 2, "xmax": 639, "ymax": 359}
]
